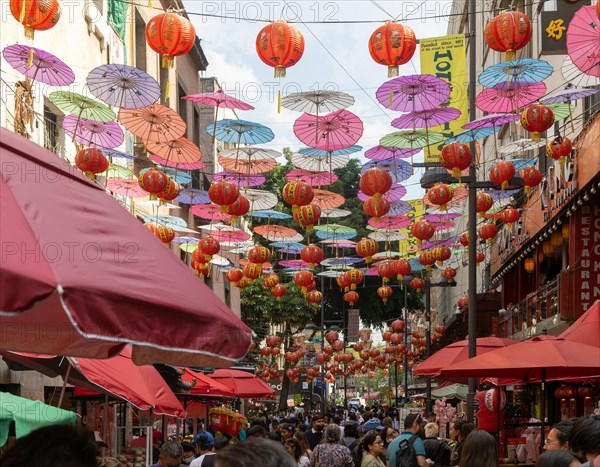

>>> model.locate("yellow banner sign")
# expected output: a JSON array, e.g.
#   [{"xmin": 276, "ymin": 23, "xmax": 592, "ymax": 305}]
[
  {"xmin": 398, "ymin": 199, "xmax": 425, "ymax": 258},
  {"xmin": 419, "ymin": 34, "xmax": 468, "ymax": 162}
]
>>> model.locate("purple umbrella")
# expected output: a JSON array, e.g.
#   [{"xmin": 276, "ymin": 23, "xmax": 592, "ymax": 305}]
[
  {"xmin": 175, "ymin": 188, "xmax": 210, "ymax": 205},
  {"xmin": 391, "ymin": 107, "xmax": 461, "ymax": 130},
  {"xmin": 278, "ymin": 248, "xmax": 301, "ymax": 255},
  {"xmin": 87, "ymin": 64, "xmax": 160, "ymax": 110},
  {"xmin": 488, "ymin": 189, "xmax": 520, "ymax": 201},
  {"xmin": 419, "ymin": 237, "xmax": 458, "ymax": 249},
  {"xmin": 62, "ymin": 115, "xmax": 124, "ymax": 149},
  {"xmin": 213, "ymin": 171, "xmax": 266, "ymax": 188},
  {"xmin": 2, "ymin": 44, "xmax": 75, "ymax": 86},
  {"xmin": 279, "ymin": 259, "xmax": 311, "ymax": 269},
  {"xmin": 463, "ymin": 113, "xmax": 520, "ymax": 130},
  {"xmin": 149, "ymin": 154, "xmax": 206, "ymax": 171},
  {"xmin": 540, "ymin": 86, "xmax": 599, "ymax": 131},
  {"xmin": 358, "ymin": 183, "xmax": 407, "ymax": 202},
  {"xmin": 388, "ymin": 200, "xmax": 413, "ymax": 216},
  {"xmin": 361, "ymin": 160, "xmax": 412, "ymax": 184},
  {"xmin": 365, "ymin": 145, "xmax": 419, "ymax": 161},
  {"xmin": 422, "ymin": 213, "xmax": 461, "ymax": 222},
  {"xmin": 376, "ymin": 74, "xmax": 451, "ymax": 112}
]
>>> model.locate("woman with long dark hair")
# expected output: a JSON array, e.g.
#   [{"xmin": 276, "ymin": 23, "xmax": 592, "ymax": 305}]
[
  {"xmin": 459, "ymin": 430, "xmax": 499, "ymax": 467},
  {"xmin": 357, "ymin": 431, "xmax": 386, "ymax": 467}
]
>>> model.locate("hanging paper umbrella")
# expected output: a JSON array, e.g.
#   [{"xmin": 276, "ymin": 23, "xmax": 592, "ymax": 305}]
[
  {"xmin": 218, "ymin": 156, "xmax": 277, "ymax": 174},
  {"xmin": 376, "ymin": 74, "xmax": 451, "ymax": 112},
  {"xmin": 322, "ymin": 240, "xmax": 357, "ymax": 249},
  {"xmin": 242, "ymin": 189, "xmax": 279, "ymax": 211},
  {"xmin": 179, "ymin": 243, "xmax": 199, "ymax": 254},
  {"xmin": 566, "ymin": 5, "xmax": 600, "ymax": 78},
  {"xmin": 271, "ymin": 241, "xmax": 305, "ymax": 249},
  {"xmin": 281, "ymin": 90, "xmax": 355, "ymax": 114},
  {"xmin": 278, "ymin": 248, "xmax": 301, "ymax": 255},
  {"xmin": 431, "ymin": 221, "xmax": 456, "ymax": 232},
  {"xmin": 190, "ymin": 204, "xmax": 232, "ymax": 221},
  {"xmin": 102, "ymin": 149, "xmax": 137, "ymax": 160},
  {"xmin": 358, "ymin": 183, "xmax": 407, "ymax": 202},
  {"xmin": 149, "ymin": 154, "xmax": 205, "ymax": 171},
  {"xmin": 279, "ymin": 259, "xmax": 311, "ymax": 269},
  {"xmin": 139, "ymin": 167, "xmax": 191, "ymax": 185},
  {"xmin": 214, "ymin": 171, "xmax": 266, "ymax": 188},
  {"xmin": 368, "ymin": 215, "xmax": 412, "ymax": 229},
  {"xmin": 291, "ymin": 153, "xmax": 350, "ymax": 172},
  {"xmin": 391, "ymin": 107, "xmax": 461, "ymax": 130},
  {"xmin": 285, "ymin": 169, "xmax": 339, "ymax": 186},
  {"xmin": 311, "ymin": 189, "xmax": 345, "ymax": 209},
  {"xmin": 219, "ymin": 146, "xmax": 281, "ymax": 161},
  {"xmin": 293, "ymin": 110, "xmax": 363, "ymax": 151},
  {"xmin": 546, "ymin": 103, "xmax": 576, "ymax": 122},
  {"xmin": 373, "ymin": 251, "xmax": 403, "ymax": 259},
  {"xmin": 172, "ymin": 236, "xmax": 200, "ymax": 244},
  {"xmin": 561, "ymin": 56, "xmax": 600, "ymax": 87},
  {"xmin": 379, "ymin": 129, "xmax": 445, "ymax": 150},
  {"xmin": 508, "ymin": 158, "xmax": 537, "ymax": 170},
  {"xmin": 321, "ymin": 257, "xmax": 362, "ymax": 267},
  {"xmin": 106, "ymin": 164, "xmax": 133, "ymax": 179},
  {"xmin": 87, "ymin": 64, "xmax": 160, "ymax": 110},
  {"xmin": 368, "ymin": 230, "xmax": 406, "ymax": 242},
  {"xmin": 211, "ymin": 228, "xmax": 251, "ymax": 243},
  {"xmin": 499, "ymin": 138, "xmax": 546, "ymax": 155},
  {"xmin": 463, "ymin": 113, "xmax": 520, "ymax": 129},
  {"xmin": 175, "ymin": 188, "xmax": 210, "ymax": 205},
  {"xmin": 365, "ymin": 145, "xmax": 419, "ymax": 161},
  {"xmin": 422, "ymin": 213, "xmax": 461, "ymax": 222},
  {"xmin": 360, "ymin": 159, "xmax": 413, "ymax": 184},
  {"xmin": 475, "ymin": 82, "xmax": 546, "ymax": 113},
  {"xmin": 146, "ymin": 137, "xmax": 201, "ymax": 166},
  {"xmin": 313, "ymin": 224, "xmax": 356, "ymax": 237},
  {"xmin": 488, "ymin": 189, "xmax": 521, "ymax": 201},
  {"xmin": 254, "ymin": 224, "xmax": 301, "ymax": 242},
  {"xmin": 251, "ymin": 210, "xmax": 292, "ymax": 220},
  {"xmin": 446, "ymin": 127, "xmax": 500, "ymax": 144},
  {"xmin": 62, "ymin": 116, "xmax": 124, "ymax": 149},
  {"xmin": 118, "ymin": 104, "xmax": 186, "ymax": 144},
  {"xmin": 208, "ymin": 119, "xmax": 275, "ymax": 146},
  {"xmin": 316, "ymin": 230, "xmax": 356, "ymax": 241},
  {"xmin": 321, "ymin": 208, "xmax": 352, "ymax": 219},
  {"xmin": 49, "ymin": 91, "xmax": 115, "ymax": 122},
  {"xmin": 143, "ymin": 215, "xmax": 187, "ymax": 230},
  {"xmin": 105, "ymin": 178, "xmax": 148, "ymax": 198},
  {"xmin": 388, "ymin": 200, "xmax": 414, "ymax": 216},
  {"xmin": 298, "ymin": 145, "xmax": 362, "ymax": 157},
  {"xmin": 2, "ymin": 44, "xmax": 74, "ymax": 86},
  {"xmin": 540, "ymin": 86, "xmax": 599, "ymax": 131},
  {"xmin": 478, "ymin": 58, "xmax": 553, "ymax": 88}
]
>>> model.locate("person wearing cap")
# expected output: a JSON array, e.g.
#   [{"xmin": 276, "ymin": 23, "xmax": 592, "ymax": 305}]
[
  {"xmin": 305, "ymin": 415, "xmax": 326, "ymax": 450},
  {"xmin": 281, "ymin": 423, "xmax": 296, "ymax": 441},
  {"xmin": 386, "ymin": 413, "xmax": 428, "ymax": 467},
  {"xmin": 362, "ymin": 418, "xmax": 385, "ymax": 433},
  {"xmin": 190, "ymin": 432, "xmax": 215, "ymax": 467}
]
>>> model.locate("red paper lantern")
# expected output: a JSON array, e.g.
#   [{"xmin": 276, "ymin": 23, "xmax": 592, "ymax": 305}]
[
  {"xmin": 75, "ymin": 148, "xmax": 108, "ymax": 179},
  {"xmin": 271, "ymin": 284, "xmax": 287, "ymax": 301},
  {"xmin": 192, "ymin": 247, "xmax": 209, "ymax": 265},
  {"xmin": 427, "ymin": 183, "xmax": 454, "ymax": 211},
  {"xmin": 145, "ymin": 13, "xmax": 196, "ymax": 68},
  {"xmin": 300, "ymin": 244, "xmax": 324, "ymax": 268},
  {"xmin": 520, "ymin": 104, "xmax": 555, "ymax": 142},
  {"xmin": 356, "ymin": 238, "xmax": 379, "ymax": 264},
  {"xmin": 484, "ymin": 11, "xmax": 532, "ymax": 61},
  {"xmin": 265, "ymin": 335, "xmax": 280, "ymax": 347},
  {"xmin": 295, "ymin": 204, "xmax": 321, "ymax": 232},
  {"xmin": 501, "ymin": 206, "xmax": 520, "ymax": 227},
  {"xmin": 489, "ymin": 161, "xmax": 516, "ymax": 190},
  {"xmin": 457, "ymin": 296, "xmax": 469, "ymax": 309},
  {"xmin": 419, "ymin": 250, "xmax": 436, "ymax": 270},
  {"xmin": 391, "ymin": 319, "xmax": 405, "ymax": 333},
  {"xmin": 9, "ymin": 0, "xmax": 60, "ymax": 39},
  {"xmin": 410, "ymin": 220, "xmax": 435, "ymax": 245},
  {"xmin": 263, "ymin": 274, "xmax": 280, "ymax": 290},
  {"xmin": 248, "ymin": 245, "xmax": 270, "ymax": 264},
  {"xmin": 282, "ymin": 181, "xmax": 314, "ymax": 214},
  {"xmin": 434, "ymin": 245, "xmax": 452, "ymax": 264},
  {"xmin": 226, "ymin": 268, "xmax": 243, "ymax": 284},
  {"xmin": 442, "ymin": 267, "xmax": 456, "ymax": 282},
  {"xmin": 199, "ymin": 236, "xmax": 220, "ymax": 258},
  {"xmin": 344, "ymin": 291, "xmax": 359, "ymax": 307},
  {"xmin": 476, "ymin": 251, "xmax": 485, "ymax": 264},
  {"xmin": 377, "ymin": 285, "xmax": 393, "ymax": 304},
  {"xmin": 378, "ymin": 261, "xmax": 395, "ymax": 284},
  {"xmin": 368, "ymin": 21, "xmax": 417, "ymax": 77},
  {"xmin": 243, "ymin": 263, "xmax": 262, "ymax": 280},
  {"xmin": 209, "ymin": 181, "xmax": 240, "ymax": 212},
  {"xmin": 363, "ymin": 196, "xmax": 390, "ymax": 221},
  {"xmin": 521, "ymin": 166, "xmax": 543, "ymax": 195},
  {"xmin": 294, "ymin": 270, "xmax": 314, "ymax": 294},
  {"xmin": 359, "ymin": 168, "xmax": 392, "ymax": 201},
  {"xmin": 441, "ymin": 142, "xmax": 471, "ymax": 180},
  {"xmin": 392, "ymin": 259, "xmax": 411, "ymax": 281},
  {"xmin": 226, "ymin": 195, "xmax": 250, "ymax": 221},
  {"xmin": 157, "ymin": 178, "xmax": 181, "ymax": 202},
  {"xmin": 155, "ymin": 225, "xmax": 175, "ymax": 244},
  {"xmin": 546, "ymin": 136, "xmax": 572, "ymax": 164},
  {"xmin": 409, "ymin": 278, "xmax": 425, "ymax": 293},
  {"xmin": 139, "ymin": 168, "xmax": 169, "ymax": 200},
  {"xmin": 307, "ymin": 290, "xmax": 323, "ymax": 305},
  {"xmin": 478, "ymin": 223, "xmax": 499, "ymax": 243},
  {"xmin": 476, "ymin": 192, "xmax": 494, "ymax": 216},
  {"xmin": 348, "ymin": 269, "xmax": 364, "ymax": 290},
  {"xmin": 256, "ymin": 21, "xmax": 305, "ymax": 77},
  {"xmin": 194, "ymin": 262, "xmax": 210, "ymax": 278},
  {"xmin": 460, "ymin": 233, "xmax": 470, "ymax": 247},
  {"xmin": 337, "ymin": 272, "xmax": 351, "ymax": 292}
]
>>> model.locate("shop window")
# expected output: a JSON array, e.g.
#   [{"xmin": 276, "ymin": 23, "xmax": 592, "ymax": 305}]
[{"xmin": 43, "ymin": 106, "xmax": 60, "ymax": 153}]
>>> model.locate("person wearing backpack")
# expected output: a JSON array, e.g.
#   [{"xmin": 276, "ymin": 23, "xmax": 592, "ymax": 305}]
[{"xmin": 386, "ymin": 413, "xmax": 427, "ymax": 467}]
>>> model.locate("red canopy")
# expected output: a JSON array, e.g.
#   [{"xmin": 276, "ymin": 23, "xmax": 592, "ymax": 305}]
[
  {"xmin": 209, "ymin": 369, "xmax": 276, "ymax": 399},
  {"xmin": 559, "ymin": 300, "xmax": 600, "ymax": 347},
  {"xmin": 181, "ymin": 369, "xmax": 236, "ymax": 397},
  {"xmin": 0, "ymin": 128, "xmax": 252, "ymax": 367}
]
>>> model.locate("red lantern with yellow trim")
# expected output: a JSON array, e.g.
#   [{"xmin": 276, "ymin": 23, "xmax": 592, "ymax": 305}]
[
  {"xmin": 427, "ymin": 183, "xmax": 454, "ymax": 211},
  {"xmin": 199, "ymin": 236, "xmax": 220, "ymax": 258},
  {"xmin": 378, "ymin": 261, "xmax": 395, "ymax": 284},
  {"xmin": 263, "ymin": 274, "xmax": 280, "ymax": 290},
  {"xmin": 392, "ymin": 259, "xmax": 411, "ymax": 281},
  {"xmin": 460, "ymin": 233, "xmax": 469, "ymax": 247},
  {"xmin": 441, "ymin": 142, "xmax": 471, "ymax": 180},
  {"xmin": 484, "ymin": 11, "xmax": 532, "ymax": 61},
  {"xmin": 300, "ymin": 244, "xmax": 324, "ymax": 268},
  {"xmin": 476, "ymin": 192, "xmax": 494, "ymax": 217},
  {"xmin": 139, "ymin": 168, "xmax": 169, "ymax": 200},
  {"xmin": 271, "ymin": 284, "xmax": 287, "ymax": 301},
  {"xmin": 476, "ymin": 251, "xmax": 485, "ymax": 265},
  {"xmin": 209, "ymin": 181, "xmax": 240, "ymax": 213},
  {"xmin": 248, "ymin": 245, "xmax": 270, "ymax": 264},
  {"xmin": 434, "ymin": 245, "xmax": 452, "ymax": 264},
  {"xmin": 521, "ymin": 166, "xmax": 542, "ymax": 195},
  {"xmin": 344, "ymin": 291, "xmax": 360, "ymax": 307},
  {"xmin": 295, "ymin": 204, "xmax": 321, "ymax": 232},
  {"xmin": 155, "ymin": 225, "xmax": 175, "ymax": 244},
  {"xmin": 410, "ymin": 220, "xmax": 435, "ymax": 245},
  {"xmin": 520, "ymin": 104, "xmax": 554, "ymax": 142},
  {"xmin": 243, "ymin": 263, "xmax": 262, "ymax": 281},
  {"xmin": 489, "ymin": 161, "xmax": 516, "ymax": 190},
  {"xmin": 294, "ymin": 270, "xmax": 314, "ymax": 294},
  {"xmin": 359, "ymin": 168, "xmax": 392, "ymax": 201},
  {"xmin": 377, "ymin": 285, "xmax": 393, "ymax": 304},
  {"xmin": 226, "ymin": 195, "xmax": 250, "ymax": 221},
  {"xmin": 348, "ymin": 269, "xmax": 364, "ymax": 290},
  {"xmin": 256, "ymin": 21, "xmax": 305, "ymax": 77},
  {"xmin": 194, "ymin": 262, "xmax": 210, "ymax": 278},
  {"xmin": 9, "ymin": 0, "xmax": 60, "ymax": 39},
  {"xmin": 457, "ymin": 296, "xmax": 469, "ymax": 309},
  {"xmin": 145, "ymin": 12, "xmax": 195, "ymax": 68},
  {"xmin": 478, "ymin": 223, "xmax": 499, "ymax": 243},
  {"xmin": 356, "ymin": 238, "xmax": 379, "ymax": 264},
  {"xmin": 337, "ymin": 272, "xmax": 351, "ymax": 292},
  {"xmin": 363, "ymin": 196, "xmax": 390, "ymax": 221},
  {"xmin": 501, "ymin": 206, "xmax": 520, "ymax": 227},
  {"xmin": 282, "ymin": 181, "xmax": 314, "ymax": 214},
  {"xmin": 419, "ymin": 250, "xmax": 436, "ymax": 270},
  {"xmin": 410, "ymin": 278, "xmax": 425, "ymax": 293},
  {"xmin": 546, "ymin": 136, "xmax": 572, "ymax": 164},
  {"xmin": 368, "ymin": 21, "xmax": 417, "ymax": 77},
  {"xmin": 75, "ymin": 148, "xmax": 108, "ymax": 179},
  {"xmin": 442, "ymin": 267, "xmax": 457, "ymax": 282},
  {"xmin": 157, "ymin": 178, "xmax": 181, "ymax": 202},
  {"xmin": 308, "ymin": 290, "xmax": 323, "ymax": 306},
  {"xmin": 192, "ymin": 248, "xmax": 209, "ymax": 265}
]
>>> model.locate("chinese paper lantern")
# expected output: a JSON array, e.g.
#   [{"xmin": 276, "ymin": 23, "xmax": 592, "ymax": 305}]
[
  {"xmin": 524, "ymin": 257, "xmax": 535, "ymax": 274},
  {"xmin": 155, "ymin": 225, "xmax": 175, "ymax": 244},
  {"xmin": 248, "ymin": 245, "xmax": 270, "ymax": 264},
  {"xmin": 157, "ymin": 178, "xmax": 181, "ymax": 203},
  {"xmin": 209, "ymin": 181, "xmax": 240, "ymax": 213},
  {"xmin": 300, "ymin": 244, "xmax": 324, "ymax": 268},
  {"xmin": 243, "ymin": 262, "xmax": 262, "ymax": 280},
  {"xmin": 307, "ymin": 290, "xmax": 322, "ymax": 306},
  {"xmin": 409, "ymin": 277, "xmax": 425, "ymax": 293},
  {"xmin": 410, "ymin": 220, "xmax": 435, "ymax": 245},
  {"xmin": 419, "ymin": 250, "xmax": 436, "ymax": 270},
  {"xmin": 457, "ymin": 296, "xmax": 469, "ymax": 309},
  {"xmin": 192, "ymin": 247, "xmax": 209, "ymax": 266},
  {"xmin": 476, "ymin": 192, "xmax": 494, "ymax": 217},
  {"xmin": 75, "ymin": 148, "xmax": 108, "ymax": 179},
  {"xmin": 194, "ymin": 262, "xmax": 210, "ymax": 278},
  {"xmin": 543, "ymin": 240, "xmax": 555, "ymax": 257},
  {"xmin": 489, "ymin": 161, "xmax": 516, "ymax": 190},
  {"xmin": 520, "ymin": 104, "xmax": 554, "ymax": 142},
  {"xmin": 139, "ymin": 168, "xmax": 169, "ymax": 200},
  {"xmin": 271, "ymin": 284, "xmax": 287, "ymax": 301},
  {"xmin": 546, "ymin": 136, "xmax": 572, "ymax": 164},
  {"xmin": 392, "ymin": 259, "xmax": 411, "ymax": 281},
  {"xmin": 9, "ymin": 0, "xmax": 60, "ymax": 39},
  {"xmin": 363, "ymin": 196, "xmax": 390, "ymax": 221},
  {"xmin": 521, "ymin": 166, "xmax": 542, "ymax": 195},
  {"xmin": 441, "ymin": 142, "xmax": 471, "ymax": 180},
  {"xmin": 377, "ymin": 261, "xmax": 395, "ymax": 284},
  {"xmin": 551, "ymin": 230, "xmax": 563, "ymax": 248},
  {"xmin": 434, "ymin": 245, "xmax": 452, "ymax": 265},
  {"xmin": 377, "ymin": 285, "xmax": 393, "ymax": 304},
  {"xmin": 476, "ymin": 251, "xmax": 485, "ymax": 264},
  {"xmin": 356, "ymin": 238, "xmax": 379, "ymax": 264},
  {"xmin": 442, "ymin": 267, "xmax": 457, "ymax": 282},
  {"xmin": 199, "ymin": 236, "xmax": 220, "ymax": 258},
  {"xmin": 359, "ymin": 168, "xmax": 392, "ymax": 201},
  {"xmin": 145, "ymin": 12, "xmax": 195, "ymax": 68},
  {"xmin": 226, "ymin": 195, "xmax": 250, "ymax": 222},
  {"xmin": 295, "ymin": 204, "xmax": 321, "ymax": 232},
  {"xmin": 478, "ymin": 223, "xmax": 499, "ymax": 243},
  {"xmin": 282, "ymin": 181, "xmax": 314, "ymax": 214},
  {"xmin": 368, "ymin": 21, "xmax": 417, "ymax": 77},
  {"xmin": 348, "ymin": 269, "xmax": 364, "ymax": 290},
  {"xmin": 501, "ymin": 206, "xmax": 520, "ymax": 227},
  {"xmin": 337, "ymin": 272, "xmax": 351, "ymax": 292},
  {"xmin": 256, "ymin": 21, "xmax": 305, "ymax": 77},
  {"xmin": 294, "ymin": 270, "xmax": 314, "ymax": 294},
  {"xmin": 460, "ymin": 233, "xmax": 469, "ymax": 247},
  {"xmin": 427, "ymin": 183, "xmax": 454, "ymax": 211},
  {"xmin": 484, "ymin": 11, "xmax": 532, "ymax": 61},
  {"xmin": 344, "ymin": 291, "xmax": 359, "ymax": 307},
  {"xmin": 263, "ymin": 274, "xmax": 280, "ymax": 290}
]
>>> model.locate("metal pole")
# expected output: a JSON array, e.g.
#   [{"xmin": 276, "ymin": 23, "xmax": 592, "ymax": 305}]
[
  {"xmin": 320, "ymin": 276, "xmax": 326, "ymax": 414},
  {"xmin": 425, "ymin": 280, "xmax": 432, "ymax": 416},
  {"xmin": 467, "ymin": 0, "xmax": 479, "ymax": 424},
  {"xmin": 403, "ymin": 286, "xmax": 409, "ymax": 398}
]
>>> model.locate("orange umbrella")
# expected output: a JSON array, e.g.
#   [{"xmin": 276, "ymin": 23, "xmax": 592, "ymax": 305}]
[
  {"xmin": 147, "ymin": 137, "xmax": 201, "ymax": 165},
  {"xmin": 312, "ymin": 189, "xmax": 345, "ymax": 209},
  {"xmin": 254, "ymin": 224, "xmax": 301, "ymax": 242},
  {"xmin": 218, "ymin": 156, "xmax": 277, "ymax": 174},
  {"xmin": 118, "ymin": 103, "xmax": 186, "ymax": 144}
]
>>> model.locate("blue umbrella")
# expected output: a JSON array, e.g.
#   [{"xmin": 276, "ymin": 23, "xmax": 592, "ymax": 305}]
[
  {"xmin": 175, "ymin": 188, "xmax": 210, "ymax": 205},
  {"xmin": 270, "ymin": 242, "xmax": 305, "ymax": 249},
  {"xmin": 298, "ymin": 145, "xmax": 362, "ymax": 157},
  {"xmin": 315, "ymin": 230, "xmax": 356, "ymax": 241},
  {"xmin": 446, "ymin": 127, "xmax": 500, "ymax": 144},
  {"xmin": 207, "ymin": 119, "xmax": 274, "ymax": 145},
  {"xmin": 171, "ymin": 236, "xmax": 200, "ymax": 244},
  {"xmin": 102, "ymin": 149, "xmax": 137, "ymax": 160},
  {"xmin": 321, "ymin": 257, "xmax": 362, "ymax": 267},
  {"xmin": 251, "ymin": 210, "xmax": 292, "ymax": 220},
  {"xmin": 478, "ymin": 58, "xmax": 553, "ymax": 89},
  {"xmin": 388, "ymin": 200, "xmax": 414, "ymax": 216},
  {"xmin": 360, "ymin": 159, "xmax": 412, "ymax": 184},
  {"xmin": 509, "ymin": 158, "xmax": 537, "ymax": 170},
  {"xmin": 143, "ymin": 215, "xmax": 187, "ymax": 229},
  {"xmin": 140, "ymin": 167, "xmax": 192, "ymax": 185},
  {"xmin": 409, "ymin": 257, "xmax": 427, "ymax": 272}
]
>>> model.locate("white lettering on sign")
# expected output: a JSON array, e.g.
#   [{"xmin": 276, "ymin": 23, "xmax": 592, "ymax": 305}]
[{"xmin": 578, "ymin": 203, "xmax": 600, "ymax": 311}]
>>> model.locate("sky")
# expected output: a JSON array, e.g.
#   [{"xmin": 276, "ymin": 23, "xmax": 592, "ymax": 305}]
[{"xmin": 182, "ymin": 0, "xmax": 453, "ymax": 199}]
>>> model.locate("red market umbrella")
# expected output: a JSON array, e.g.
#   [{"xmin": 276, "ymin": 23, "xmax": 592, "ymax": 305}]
[
  {"xmin": 559, "ymin": 300, "xmax": 600, "ymax": 348},
  {"xmin": 566, "ymin": 5, "xmax": 600, "ymax": 78},
  {"xmin": 209, "ymin": 369, "xmax": 276, "ymax": 399},
  {"xmin": 0, "ymin": 128, "xmax": 252, "ymax": 366},
  {"xmin": 181, "ymin": 368, "xmax": 236, "ymax": 397}
]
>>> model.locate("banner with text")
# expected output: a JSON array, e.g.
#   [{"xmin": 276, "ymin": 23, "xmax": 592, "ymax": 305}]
[{"xmin": 419, "ymin": 34, "xmax": 468, "ymax": 162}]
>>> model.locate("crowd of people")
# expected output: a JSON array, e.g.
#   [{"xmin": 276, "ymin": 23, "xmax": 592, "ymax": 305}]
[{"xmin": 0, "ymin": 412, "xmax": 599, "ymax": 467}]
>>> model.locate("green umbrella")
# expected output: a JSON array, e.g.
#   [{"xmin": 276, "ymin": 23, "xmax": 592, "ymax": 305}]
[
  {"xmin": 179, "ymin": 243, "xmax": 197, "ymax": 253},
  {"xmin": 106, "ymin": 163, "xmax": 134, "ymax": 179},
  {"xmin": 313, "ymin": 224, "xmax": 356, "ymax": 234},
  {"xmin": 0, "ymin": 392, "xmax": 77, "ymax": 445},
  {"xmin": 431, "ymin": 383, "xmax": 468, "ymax": 400},
  {"xmin": 379, "ymin": 129, "xmax": 445, "ymax": 149},
  {"xmin": 49, "ymin": 91, "xmax": 116, "ymax": 122}
]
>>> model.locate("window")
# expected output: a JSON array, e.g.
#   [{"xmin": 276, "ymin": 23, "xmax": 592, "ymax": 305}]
[
  {"xmin": 178, "ymin": 83, "xmax": 188, "ymax": 136},
  {"xmin": 43, "ymin": 106, "xmax": 59, "ymax": 153},
  {"xmin": 135, "ymin": 11, "xmax": 147, "ymax": 72}
]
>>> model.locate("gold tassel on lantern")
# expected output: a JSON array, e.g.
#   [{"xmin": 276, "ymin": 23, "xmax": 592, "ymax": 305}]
[
  {"xmin": 505, "ymin": 50, "xmax": 516, "ymax": 61},
  {"xmin": 163, "ymin": 80, "xmax": 170, "ymax": 101},
  {"xmin": 148, "ymin": 0, "xmax": 153, "ymax": 8},
  {"xmin": 162, "ymin": 55, "xmax": 174, "ymax": 69},
  {"xmin": 388, "ymin": 65, "xmax": 399, "ymax": 78},
  {"xmin": 274, "ymin": 65, "xmax": 286, "ymax": 78},
  {"xmin": 277, "ymin": 90, "xmax": 281, "ymax": 114}
]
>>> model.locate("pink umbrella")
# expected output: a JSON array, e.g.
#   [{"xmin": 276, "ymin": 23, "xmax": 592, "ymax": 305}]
[
  {"xmin": 365, "ymin": 145, "xmax": 419, "ymax": 161},
  {"xmin": 376, "ymin": 74, "xmax": 451, "ymax": 112},
  {"xmin": 358, "ymin": 183, "xmax": 407, "ymax": 202},
  {"xmin": 0, "ymin": 128, "xmax": 251, "ymax": 366},
  {"xmin": 566, "ymin": 5, "xmax": 600, "ymax": 78},
  {"xmin": 391, "ymin": 107, "xmax": 461, "ymax": 130},
  {"xmin": 150, "ymin": 154, "xmax": 205, "ymax": 171},
  {"xmin": 293, "ymin": 110, "xmax": 363, "ymax": 151},
  {"xmin": 213, "ymin": 171, "xmax": 266, "ymax": 188},
  {"xmin": 62, "ymin": 115, "xmax": 124, "ymax": 149},
  {"xmin": 323, "ymin": 240, "xmax": 357, "ymax": 249},
  {"xmin": 432, "ymin": 221, "xmax": 456, "ymax": 231},
  {"xmin": 422, "ymin": 213, "xmax": 461, "ymax": 222},
  {"xmin": 105, "ymin": 178, "xmax": 148, "ymax": 198},
  {"xmin": 211, "ymin": 228, "xmax": 251, "ymax": 243},
  {"xmin": 368, "ymin": 215, "xmax": 412, "ymax": 229},
  {"xmin": 476, "ymin": 82, "xmax": 546, "ymax": 113},
  {"xmin": 279, "ymin": 259, "xmax": 311, "ymax": 269},
  {"xmin": 285, "ymin": 169, "xmax": 339, "ymax": 186},
  {"xmin": 191, "ymin": 204, "xmax": 232, "ymax": 221}
]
